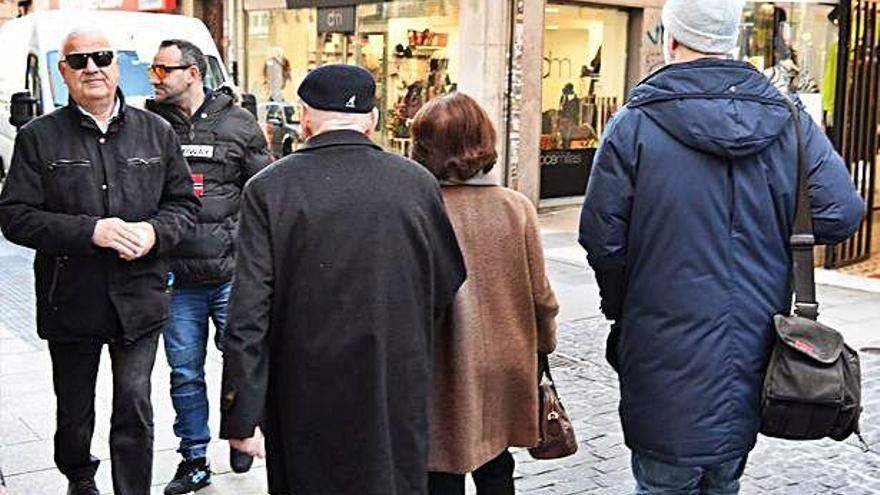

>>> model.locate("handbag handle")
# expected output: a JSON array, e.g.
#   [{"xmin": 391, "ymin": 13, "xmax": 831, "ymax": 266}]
[
  {"xmin": 782, "ymin": 97, "xmax": 818, "ymax": 321},
  {"xmin": 538, "ymin": 352, "xmax": 555, "ymax": 384}
]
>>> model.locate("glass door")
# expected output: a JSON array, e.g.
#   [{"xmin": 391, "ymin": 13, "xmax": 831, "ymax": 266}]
[{"xmin": 539, "ymin": 3, "xmax": 629, "ymax": 199}]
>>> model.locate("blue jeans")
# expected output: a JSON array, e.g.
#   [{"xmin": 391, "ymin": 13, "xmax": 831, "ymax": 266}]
[
  {"xmin": 163, "ymin": 281, "xmax": 232, "ymax": 460},
  {"xmin": 632, "ymin": 452, "xmax": 748, "ymax": 495}
]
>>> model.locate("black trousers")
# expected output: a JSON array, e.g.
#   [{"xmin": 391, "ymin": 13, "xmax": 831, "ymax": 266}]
[
  {"xmin": 428, "ymin": 450, "xmax": 515, "ymax": 495},
  {"xmin": 49, "ymin": 332, "xmax": 159, "ymax": 495}
]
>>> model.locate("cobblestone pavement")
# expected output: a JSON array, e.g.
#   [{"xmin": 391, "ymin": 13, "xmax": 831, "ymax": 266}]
[{"xmin": 510, "ymin": 317, "xmax": 880, "ymax": 495}]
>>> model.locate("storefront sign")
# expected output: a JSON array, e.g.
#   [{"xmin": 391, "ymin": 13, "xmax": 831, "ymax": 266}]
[
  {"xmin": 51, "ymin": 0, "xmax": 176, "ymax": 10},
  {"xmin": 539, "ymin": 149, "xmax": 594, "ymax": 199},
  {"xmin": 317, "ymin": 6, "xmax": 355, "ymax": 33},
  {"xmin": 286, "ymin": 0, "xmax": 384, "ymax": 8}
]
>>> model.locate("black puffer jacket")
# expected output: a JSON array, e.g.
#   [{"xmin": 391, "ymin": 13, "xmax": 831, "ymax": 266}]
[{"xmin": 147, "ymin": 91, "xmax": 271, "ymax": 287}]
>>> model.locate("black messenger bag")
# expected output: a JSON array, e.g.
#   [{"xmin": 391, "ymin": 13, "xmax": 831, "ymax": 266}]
[{"xmin": 759, "ymin": 98, "xmax": 863, "ymax": 443}]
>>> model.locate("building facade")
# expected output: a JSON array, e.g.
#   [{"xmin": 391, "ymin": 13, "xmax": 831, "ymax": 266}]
[
  {"xmin": 228, "ymin": 0, "xmax": 876, "ymax": 264},
  {"xmin": 4, "ymin": 0, "xmax": 875, "ymax": 263},
  {"xmin": 230, "ymin": 0, "xmax": 667, "ymax": 204}
]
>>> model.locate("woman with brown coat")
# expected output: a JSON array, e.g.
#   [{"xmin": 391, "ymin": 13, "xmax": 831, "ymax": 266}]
[{"xmin": 412, "ymin": 92, "xmax": 560, "ymax": 495}]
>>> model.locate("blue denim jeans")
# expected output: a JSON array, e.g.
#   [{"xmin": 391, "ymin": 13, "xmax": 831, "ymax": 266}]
[
  {"xmin": 163, "ymin": 281, "xmax": 232, "ymax": 460},
  {"xmin": 631, "ymin": 452, "xmax": 748, "ymax": 495}
]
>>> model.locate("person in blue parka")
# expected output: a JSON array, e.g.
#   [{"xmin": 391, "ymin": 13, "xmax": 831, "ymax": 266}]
[{"xmin": 578, "ymin": 1, "xmax": 865, "ymax": 493}]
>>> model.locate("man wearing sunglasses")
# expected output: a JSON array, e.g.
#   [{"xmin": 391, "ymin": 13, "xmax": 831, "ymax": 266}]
[
  {"xmin": 145, "ymin": 39, "xmax": 270, "ymax": 495},
  {"xmin": 0, "ymin": 29, "xmax": 200, "ymax": 495}
]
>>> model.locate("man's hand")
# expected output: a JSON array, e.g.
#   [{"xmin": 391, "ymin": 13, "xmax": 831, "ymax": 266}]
[
  {"xmin": 92, "ymin": 218, "xmax": 144, "ymax": 259},
  {"xmin": 229, "ymin": 426, "xmax": 266, "ymax": 459},
  {"xmin": 92, "ymin": 219, "xmax": 156, "ymax": 261},
  {"xmin": 122, "ymin": 222, "xmax": 156, "ymax": 261}
]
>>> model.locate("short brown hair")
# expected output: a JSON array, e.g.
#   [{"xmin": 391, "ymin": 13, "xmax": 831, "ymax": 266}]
[{"xmin": 411, "ymin": 92, "xmax": 498, "ymax": 181}]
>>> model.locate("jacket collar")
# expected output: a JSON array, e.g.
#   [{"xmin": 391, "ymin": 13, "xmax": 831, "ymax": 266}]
[
  {"xmin": 296, "ymin": 130, "xmax": 382, "ymax": 153},
  {"xmin": 67, "ymin": 88, "xmax": 127, "ymax": 134},
  {"xmin": 145, "ymin": 89, "xmax": 231, "ymax": 127},
  {"xmin": 628, "ymin": 58, "xmax": 774, "ymax": 108},
  {"xmin": 441, "ymin": 171, "xmax": 499, "ymax": 187},
  {"xmin": 194, "ymin": 89, "xmax": 233, "ymax": 120}
]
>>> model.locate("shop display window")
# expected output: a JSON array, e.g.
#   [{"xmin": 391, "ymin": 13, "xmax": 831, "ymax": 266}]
[
  {"xmin": 245, "ymin": 0, "xmax": 459, "ymax": 158},
  {"xmin": 539, "ymin": 3, "xmax": 629, "ymax": 199},
  {"xmin": 737, "ymin": 2, "xmax": 839, "ymax": 127}
]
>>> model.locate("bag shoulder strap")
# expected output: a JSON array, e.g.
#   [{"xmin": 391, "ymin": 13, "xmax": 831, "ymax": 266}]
[{"xmin": 782, "ymin": 97, "xmax": 818, "ymax": 320}]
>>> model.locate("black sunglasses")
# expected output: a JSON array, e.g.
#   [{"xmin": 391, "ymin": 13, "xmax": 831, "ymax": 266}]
[{"xmin": 62, "ymin": 50, "xmax": 115, "ymax": 70}]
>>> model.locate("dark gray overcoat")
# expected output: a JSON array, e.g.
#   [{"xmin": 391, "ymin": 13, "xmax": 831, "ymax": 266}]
[{"xmin": 219, "ymin": 130, "xmax": 466, "ymax": 495}]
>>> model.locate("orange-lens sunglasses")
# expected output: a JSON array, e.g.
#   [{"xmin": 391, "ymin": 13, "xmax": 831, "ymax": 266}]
[{"xmin": 148, "ymin": 64, "xmax": 193, "ymax": 80}]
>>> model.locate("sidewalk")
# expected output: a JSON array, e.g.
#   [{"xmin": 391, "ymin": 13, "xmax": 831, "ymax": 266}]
[
  {"xmin": 1, "ymin": 205, "xmax": 879, "ymax": 494},
  {"xmin": 0, "ymin": 240, "xmax": 268, "ymax": 494}
]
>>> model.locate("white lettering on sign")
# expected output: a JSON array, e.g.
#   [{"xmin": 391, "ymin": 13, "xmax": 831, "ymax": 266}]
[
  {"xmin": 181, "ymin": 145, "xmax": 215, "ymax": 158},
  {"xmin": 326, "ymin": 10, "xmax": 343, "ymax": 27},
  {"xmin": 316, "ymin": 5, "xmax": 354, "ymax": 33}
]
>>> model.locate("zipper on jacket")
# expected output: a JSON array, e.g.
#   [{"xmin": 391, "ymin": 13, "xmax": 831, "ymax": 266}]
[
  {"xmin": 50, "ymin": 159, "xmax": 91, "ymax": 166},
  {"xmin": 47, "ymin": 257, "xmax": 62, "ymax": 306},
  {"xmin": 47, "ymin": 159, "xmax": 91, "ymax": 171},
  {"xmin": 126, "ymin": 157, "xmax": 162, "ymax": 167},
  {"xmin": 727, "ymin": 160, "xmax": 736, "ymax": 234}
]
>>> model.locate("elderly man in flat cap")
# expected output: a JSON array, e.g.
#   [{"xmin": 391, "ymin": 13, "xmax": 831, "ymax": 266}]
[{"xmin": 219, "ymin": 64, "xmax": 466, "ymax": 495}]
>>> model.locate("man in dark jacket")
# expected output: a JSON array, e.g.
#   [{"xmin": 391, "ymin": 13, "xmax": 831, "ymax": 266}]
[
  {"xmin": 578, "ymin": 1, "xmax": 865, "ymax": 493},
  {"xmin": 219, "ymin": 65, "xmax": 466, "ymax": 495},
  {"xmin": 0, "ymin": 30, "xmax": 199, "ymax": 495},
  {"xmin": 145, "ymin": 39, "xmax": 271, "ymax": 494}
]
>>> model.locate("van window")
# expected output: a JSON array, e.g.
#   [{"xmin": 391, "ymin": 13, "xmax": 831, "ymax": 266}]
[
  {"xmin": 204, "ymin": 55, "xmax": 225, "ymax": 91},
  {"xmin": 46, "ymin": 50, "xmax": 155, "ymax": 108}
]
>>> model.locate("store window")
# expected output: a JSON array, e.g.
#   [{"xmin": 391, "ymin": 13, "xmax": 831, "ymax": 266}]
[
  {"xmin": 539, "ymin": 4, "xmax": 629, "ymax": 199},
  {"xmin": 245, "ymin": 0, "xmax": 459, "ymax": 158},
  {"xmin": 737, "ymin": 2, "xmax": 839, "ymax": 128}
]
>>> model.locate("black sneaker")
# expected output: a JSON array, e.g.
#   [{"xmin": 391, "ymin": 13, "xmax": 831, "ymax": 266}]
[
  {"xmin": 67, "ymin": 478, "xmax": 99, "ymax": 495},
  {"xmin": 230, "ymin": 447, "xmax": 254, "ymax": 474},
  {"xmin": 164, "ymin": 458, "xmax": 211, "ymax": 495}
]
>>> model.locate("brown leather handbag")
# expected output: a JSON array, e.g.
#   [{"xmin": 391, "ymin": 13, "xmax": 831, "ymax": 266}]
[{"xmin": 529, "ymin": 353, "xmax": 578, "ymax": 459}]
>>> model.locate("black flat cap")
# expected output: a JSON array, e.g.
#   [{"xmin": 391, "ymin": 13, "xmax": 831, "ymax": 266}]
[{"xmin": 297, "ymin": 64, "xmax": 376, "ymax": 114}]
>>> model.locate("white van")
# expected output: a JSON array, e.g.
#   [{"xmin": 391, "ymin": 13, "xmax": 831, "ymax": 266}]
[{"xmin": 0, "ymin": 10, "xmax": 230, "ymax": 178}]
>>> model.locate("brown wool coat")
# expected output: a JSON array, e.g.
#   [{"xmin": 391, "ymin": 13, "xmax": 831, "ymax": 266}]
[{"xmin": 428, "ymin": 184, "xmax": 559, "ymax": 474}]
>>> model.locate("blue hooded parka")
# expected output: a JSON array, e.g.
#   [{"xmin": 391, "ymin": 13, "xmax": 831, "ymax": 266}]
[{"xmin": 579, "ymin": 58, "xmax": 864, "ymax": 466}]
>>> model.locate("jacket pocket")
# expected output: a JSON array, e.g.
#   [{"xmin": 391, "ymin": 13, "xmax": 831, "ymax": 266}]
[
  {"xmin": 126, "ymin": 157, "xmax": 162, "ymax": 167},
  {"xmin": 44, "ymin": 159, "xmax": 98, "ymax": 213},
  {"xmin": 118, "ymin": 156, "xmax": 164, "ymax": 215},
  {"xmin": 47, "ymin": 158, "xmax": 92, "ymax": 171},
  {"xmin": 47, "ymin": 256, "xmax": 62, "ymax": 305}
]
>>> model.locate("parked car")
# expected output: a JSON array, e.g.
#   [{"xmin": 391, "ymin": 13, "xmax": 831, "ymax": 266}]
[
  {"xmin": 258, "ymin": 101, "xmax": 302, "ymax": 159},
  {"xmin": 0, "ymin": 9, "xmax": 230, "ymax": 180}
]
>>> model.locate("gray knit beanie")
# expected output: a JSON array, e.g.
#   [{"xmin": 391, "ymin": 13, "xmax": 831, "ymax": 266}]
[{"xmin": 662, "ymin": 0, "xmax": 746, "ymax": 54}]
